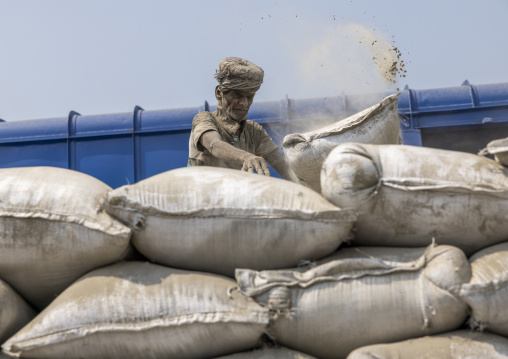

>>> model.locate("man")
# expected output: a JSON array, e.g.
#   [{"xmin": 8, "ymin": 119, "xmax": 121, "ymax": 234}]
[{"xmin": 188, "ymin": 57, "xmax": 299, "ymax": 182}]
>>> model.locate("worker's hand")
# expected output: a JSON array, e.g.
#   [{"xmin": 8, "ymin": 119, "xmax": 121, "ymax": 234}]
[{"xmin": 241, "ymin": 154, "xmax": 271, "ymax": 176}]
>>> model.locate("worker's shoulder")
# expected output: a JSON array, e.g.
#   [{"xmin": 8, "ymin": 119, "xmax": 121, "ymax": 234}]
[
  {"xmin": 245, "ymin": 119, "xmax": 268, "ymax": 132},
  {"xmin": 244, "ymin": 119, "xmax": 262, "ymax": 127},
  {"xmin": 193, "ymin": 110, "xmax": 215, "ymax": 120},
  {"xmin": 192, "ymin": 111, "xmax": 217, "ymax": 125}
]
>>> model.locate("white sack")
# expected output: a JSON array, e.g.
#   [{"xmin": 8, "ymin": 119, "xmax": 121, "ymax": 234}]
[
  {"xmin": 321, "ymin": 143, "xmax": 508, "ymax": 255},
  {"xmin": 0, "ymin": 279, "xmax": 37, "ymax": 345},
  {"xmin": 2, "ymin": 261, "xmax": 269, "ymax": 359},
  {"xmin": 282, "ymin": 94, "xmax": 399, "ymax": 192},
  {"xmin": 0, "ymin": 166, "xmax": 131, "ymax": 309},
  {"xmin": 459, "ymin": 241, "xmax": 508, "ymax": 336},
  {"xmin": 236, "ymin": 244, "xmax": 470, "ymax": 359},
  {"xmin": 479, "ymin": 137, "xmax": 508, "ymax": 167},
  {"xmin": 346, "ymin": 330, "xmax": 508, "ymax": 359},
  {"xmin": 214, "ymin": 344, "xmax": 317, "ymax": 358},
  {"xmin": 105, "ymin": 167, "xmax": 355, "ymax": 277}
]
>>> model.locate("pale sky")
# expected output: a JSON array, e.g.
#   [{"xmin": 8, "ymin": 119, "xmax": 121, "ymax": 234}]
[{"xmin": 1, "ymin": 0, "xmax": 507, "ymax": 121}]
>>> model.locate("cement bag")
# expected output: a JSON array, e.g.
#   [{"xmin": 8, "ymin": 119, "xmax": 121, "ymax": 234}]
[
  {"xmin": 105, "ymin": 167, "xmax": 355, "ymax": 277},
  {"xmin": 0, "ymin": 279, "xmax": 37, "ymax": 344},
  {"xmin": 459, "ymin": 241, "xmax": 508, "ymax": 336},
  {"xmin": 2, "ymin": 261, "xmax": 269, "ymax": 359},
  {"xmin": 0, "ymin": 167, "xmax": 131, "ymax": 309},
  {"xmin": 214, "ymin": 344, "xmax": 317, "ymax": 358},
  {"xmin": 282, "ymin": 94, "xmax": 399, "ymax": 192},
  {"xmin": 347, "ymin": 330, "xmax": 508, "ymax": 359},
  {"xmin": 236, "ymin": 244, "xmax": 470, "ymax": 359},
  {"xmin": 480, "ymin": 137, "xmax": 508, "ymax": 167},
  {"xmin": 321, "ymin": 143, "xmax": 508, "ymax": 255}
]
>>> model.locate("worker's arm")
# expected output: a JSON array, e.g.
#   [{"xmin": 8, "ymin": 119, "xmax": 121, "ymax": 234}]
[
  {"xmin": 264, "ymin": 149, "xmax": 300, "ymax": 183},
  {"xmin": 200, "ymin": 130, "xmax": 270, "ymax": 175}
]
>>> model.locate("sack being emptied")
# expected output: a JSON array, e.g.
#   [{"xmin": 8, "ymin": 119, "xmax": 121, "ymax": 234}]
[{"xmin": 282, "ymin": 94, "xmax": 399, "ymax": 192}]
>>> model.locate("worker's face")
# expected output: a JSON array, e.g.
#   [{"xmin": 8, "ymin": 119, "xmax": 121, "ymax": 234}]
[{"xmin": 216, "ymin": 87, "xmax": 255, "ymax": 123}]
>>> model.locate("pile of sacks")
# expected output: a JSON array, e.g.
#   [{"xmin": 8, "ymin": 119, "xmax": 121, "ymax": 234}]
[{"xmin": 2, "ymin": 94, "xmax": 508, "ymax": 359}]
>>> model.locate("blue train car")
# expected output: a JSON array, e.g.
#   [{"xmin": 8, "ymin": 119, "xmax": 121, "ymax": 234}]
[
  {"xmin": 1, "ymin": 81, "xmax": 507, "ymax": 188},
  {"xmin": 399, "ymin": 81, "xmax": 508, "ymax": 153}
]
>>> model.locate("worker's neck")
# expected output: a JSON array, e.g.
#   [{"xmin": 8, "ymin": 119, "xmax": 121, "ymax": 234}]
[{"xmin": 216, "ymin": 108, "xmax": 244, "ymax": 134}]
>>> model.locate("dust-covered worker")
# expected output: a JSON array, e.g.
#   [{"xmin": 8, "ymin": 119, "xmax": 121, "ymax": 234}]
[{"xmin": 187, "ymin": 57, "xmax": 299, "ymax": 181}]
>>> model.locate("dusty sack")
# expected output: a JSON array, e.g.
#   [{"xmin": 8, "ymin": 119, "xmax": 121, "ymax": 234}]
[
  {"xmin": 479, "ymin": 137, "xmax": 508, "ymax": 167},
  {"xmin": 346, "ymin": 330, "xmax": 508, "ymax": 359},
  {"xmin": 321, "ymin": 143, "xmax": 508, "ymax": 255},
  {"xmin": 0, "ymin": 279, "xmax": 37, "ymax": 344},
  {"xmin": 459, "ymin": 241, "xmax": 508, "ymax": 336},
  {"xmin": 0, "ymin": 166, "xmax": 131, "ymax": 309},
  {"xmin": 2, "ymin": 261, "xmax": 269, "ymax": 359},
  {"xmin": 236, "ymin": 244, "xmax": 470, "ymax": 359},
  {"xmin": 282, "ymin": 94, "xmax": 399, "ymax": 192},
  {"xmin": 105, "ymin": 167, "xmax": 355, "ymax": 277},
  {"xmin": 214, "ymin": 344, "xmax": 317, "ymax": 358}
]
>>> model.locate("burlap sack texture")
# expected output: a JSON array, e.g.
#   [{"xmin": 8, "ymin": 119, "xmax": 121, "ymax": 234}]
[
  {"xmin": 0, "ymin": 167, "xmax": 132, "ymax": 309},
  {"xmin": 105, "ymin": 166, "xmax": 355, "ymax": 277},
  {"xmin": 460, "ymin": 241, "xmax": 508, "ymax": 336},
  {"xmin": 213, "ymin": 344, "xmax": 317, "ymax": 358},
  {"xmin": 0, "ymin": 279, "xmax": 36, "ymax": 345},
  {"xmin": 479, "ymin": 137, "xmax": 508, "ymax": 167},
  {"xmin": 321, "ymin": 143, "xmax": 508, "ymax": 255},
  {"xmin": 236, "ymin": 244, "xmax": 470, "ymax": 359},
  {"xmin": 3, "ymin": 261, "xmax": 269, "ymax": 359},
  {"xmin": 346, "ymin": 330, "xmax": 508, "ymax": 359}
]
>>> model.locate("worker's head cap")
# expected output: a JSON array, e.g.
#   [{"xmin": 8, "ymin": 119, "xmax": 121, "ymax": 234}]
[{"xmin": 215, "ymin": 57, "xmax": 264, "ymax": 93}]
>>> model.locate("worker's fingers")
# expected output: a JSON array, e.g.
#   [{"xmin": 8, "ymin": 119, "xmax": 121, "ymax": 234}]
[
  {"xmin": 260, "ymin": 161, "xmax": 270, "ymax": 176},
  {"xmin": 241, "ymin": 164, "xmax": 254, "ymax": 173},
  {"xmin": 242, "ymin": 156, "xmax": 270, "ymax": 176},
  {"xmin": 254, "ymin": 163, "xmax": 264, "ymax": 175},
  {"xmin": 254, "ymin": 162, "xmax": 269, "ymax": 176}
]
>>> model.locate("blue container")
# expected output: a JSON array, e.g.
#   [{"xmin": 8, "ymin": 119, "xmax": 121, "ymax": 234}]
[
  {"xmin": 398, "ymin": 81, "xmax": 508, "ymax": 154},
  {"xmin": 0, "ymin": 105, "xmax": 205, "ymax": 188},
  {"xmin": 1, "ymin": 81, "xmax": 507, "ymax": 188}
]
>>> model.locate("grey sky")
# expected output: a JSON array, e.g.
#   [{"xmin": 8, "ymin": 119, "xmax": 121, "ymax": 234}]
[{"xmin": 1, "ymin": 0, "xmax": 507, "ymax": 121}]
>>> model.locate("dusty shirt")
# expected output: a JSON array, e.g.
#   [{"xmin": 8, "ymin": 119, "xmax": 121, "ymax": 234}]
[{"xmin": 188, "ymin": 110, "xmax": 279, "ymax": 169}]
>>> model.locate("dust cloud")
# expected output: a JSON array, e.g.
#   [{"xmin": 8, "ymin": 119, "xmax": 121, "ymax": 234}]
[
  {"xmin": 285, "ymin": 23, "xmax": 406, "ymax": 98},
  {"xmin": 278, "ymin": 22, "xmax": 407, "ymax": 134}
]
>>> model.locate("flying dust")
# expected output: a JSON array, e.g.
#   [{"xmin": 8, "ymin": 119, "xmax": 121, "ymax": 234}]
[
  {"xmin": 276, "ymin": 22, "xmax": 408, "ymax": 135},
  {"xmin": 287, "ymin": 23, "xmax": 408, "ymax": 97},
  {"xmin": 355, "ymin": 25, "xmax": 407, "ymax": 86}
]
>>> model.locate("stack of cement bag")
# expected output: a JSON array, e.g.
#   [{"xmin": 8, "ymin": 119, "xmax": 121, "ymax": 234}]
[
  {"xmin": 0, "ymin": 165, "xmax": 354, "ymax": 358},
  {"xmin": 0, "ymin": 166, "xmax": 132, "ymax": 340},
  {"xmin": 3, "ymin": 93, "xmax": 508, "ymax": 358},
  {"xmin": 316, "ymin": 142, "xmax": 508, "ymax": 358}
]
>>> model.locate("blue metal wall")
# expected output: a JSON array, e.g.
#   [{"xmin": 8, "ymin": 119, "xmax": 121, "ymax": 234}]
[
  {"xmin": 398, "ymin": 81, "xmax": 508, "ymax": 153},
  {"xmin": 1, "ymin": 81, "xmax": 507, "ymax": 188},
  {"xmin": 0, "ymin": 106, "xmax": 207, "ymax": 188}
]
